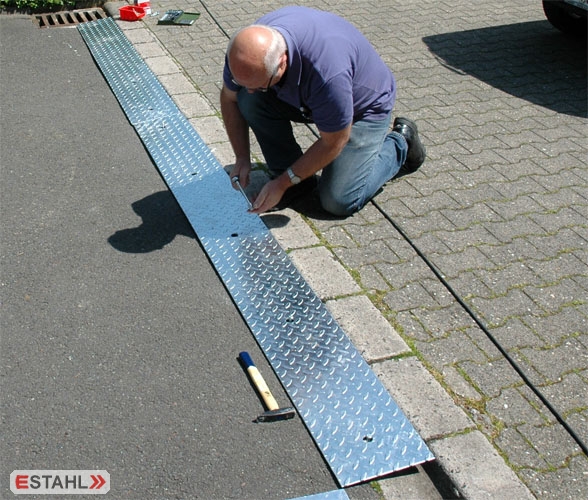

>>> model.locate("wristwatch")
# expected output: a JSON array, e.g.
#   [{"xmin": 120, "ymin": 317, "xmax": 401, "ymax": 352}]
[{"xmin": 286, "ymin": 167, "xmax": 301, "ymax": 185}]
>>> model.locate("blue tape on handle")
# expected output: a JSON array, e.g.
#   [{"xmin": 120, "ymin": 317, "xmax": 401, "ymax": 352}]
[{"xmin": 239, "ymin": 351, "xmax": 254, "ymax": 369}]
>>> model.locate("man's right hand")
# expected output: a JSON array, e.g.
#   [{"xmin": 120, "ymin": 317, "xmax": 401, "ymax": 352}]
[
  {"xmin": 221, "ymin": 84, "xmax": 252, "ymax": 190},
  {"xmin": 230, "ymin": 158, "xmax": 252, "ymax": 189}
]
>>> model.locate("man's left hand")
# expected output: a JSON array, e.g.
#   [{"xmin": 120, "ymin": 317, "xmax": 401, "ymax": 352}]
[{"xmin": 249, "ymin": 178, "xmax": 288, "ymax": 213}]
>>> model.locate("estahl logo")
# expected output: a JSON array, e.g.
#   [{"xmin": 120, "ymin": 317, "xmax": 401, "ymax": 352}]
[{"xmin": 10, "ymin": 471, "xmax": 109, "ymax": 495}]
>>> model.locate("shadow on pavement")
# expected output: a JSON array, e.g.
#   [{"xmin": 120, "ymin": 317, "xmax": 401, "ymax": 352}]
[
  {"xmin": 108, "ymin": 191, "xmax": 195, "ymax": 253},
  {"xmin": 423, "ymin": 20, "xmax": 587, "ymax": 117}
]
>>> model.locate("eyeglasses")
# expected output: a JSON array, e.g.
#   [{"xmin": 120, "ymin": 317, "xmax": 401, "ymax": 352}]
[{"xmin": 232, "ymin": 66, "xmax": 277, "ymax": 93}]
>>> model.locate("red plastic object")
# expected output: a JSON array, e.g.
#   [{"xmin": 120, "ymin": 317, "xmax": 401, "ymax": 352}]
[
  {"xmin": 119, "ymin": 5, "xmax": 146, "ymax": 21},
  {"xmin": 137, "ymin": 2, "xmax": 151, "ymax": 13}
]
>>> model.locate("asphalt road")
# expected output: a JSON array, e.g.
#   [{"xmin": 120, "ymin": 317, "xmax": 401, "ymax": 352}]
[{"xmin": 0, "ymin": 15, "xmax": 378, "ymax": 499}]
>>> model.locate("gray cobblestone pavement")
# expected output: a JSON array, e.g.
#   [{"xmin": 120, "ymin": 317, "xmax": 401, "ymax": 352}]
[{"xmin": 109, "ymin": 1, "xmax": 586, "ymax": 498}]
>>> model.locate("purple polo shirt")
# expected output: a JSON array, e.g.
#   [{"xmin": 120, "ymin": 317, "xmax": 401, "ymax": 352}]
[{"xmin": 223, "ymin": 6, "xmax": 396, "ymax": 133}]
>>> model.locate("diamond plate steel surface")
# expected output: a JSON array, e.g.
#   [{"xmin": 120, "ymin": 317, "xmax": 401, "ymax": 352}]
[
  {"xmin": 288, "ymin": 489, "xmax": 350, "ymax": 500},
  {"xmin": 79, "ymin": 18, "xmax": 434, "ymax": 486}
]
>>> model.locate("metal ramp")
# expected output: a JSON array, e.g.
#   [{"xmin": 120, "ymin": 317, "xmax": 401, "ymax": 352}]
[{"xmin": 78, "ymin": 17, "xmax": 433, "ymax": 487}]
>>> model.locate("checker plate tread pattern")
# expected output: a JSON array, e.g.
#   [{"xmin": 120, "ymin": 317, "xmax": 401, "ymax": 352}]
[{"xmin": 79, "ymin": 18, "xmax": 433, "ymax": 486}]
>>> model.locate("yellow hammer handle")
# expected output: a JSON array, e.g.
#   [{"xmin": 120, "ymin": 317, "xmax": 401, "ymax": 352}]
[
  {"xmin": 239, "ymin": 351, "xmax": 279, "ymax": 411},
  {"xmin": 246, "ymin": 365, "xmax": 279, "ymax": 411}
]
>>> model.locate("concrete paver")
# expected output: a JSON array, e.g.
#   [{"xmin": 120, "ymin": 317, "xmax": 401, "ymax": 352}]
[{"xmin": 428, "ymin": 431, "xmax": 535, "ymax": 500}]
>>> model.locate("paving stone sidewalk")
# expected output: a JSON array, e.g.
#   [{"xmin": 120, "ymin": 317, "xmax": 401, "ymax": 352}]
[{"xmin": 107, "ymin": 0, "xmax": 586, "ymax": 497}]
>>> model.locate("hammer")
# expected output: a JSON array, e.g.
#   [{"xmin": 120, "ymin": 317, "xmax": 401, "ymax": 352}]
[{"xmin": 238, "ymin": 351, "xmax": 296, "ymax": 423}]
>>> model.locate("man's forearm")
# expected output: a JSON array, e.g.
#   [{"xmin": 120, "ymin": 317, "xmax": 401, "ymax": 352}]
[
  {"xmin": 256, "ymin": 133, "xmax": 347, "ymax": 208},
  {"xmin": 279, "ymin": 126, "xmax": 351, "ymax": 184},
  {"xmin": 220, "ymin": 88, "xmax": 250, "ymax": 162}
]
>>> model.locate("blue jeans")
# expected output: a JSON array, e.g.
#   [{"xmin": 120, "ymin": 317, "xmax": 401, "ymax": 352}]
[{"xmin": 238, "ymin": 89, "xmax": 407, "ymax": 216}]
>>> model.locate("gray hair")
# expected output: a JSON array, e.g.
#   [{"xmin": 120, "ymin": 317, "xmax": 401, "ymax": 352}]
[
  {"xmin": 262, "ymin": 26, "xmax": 286, "ymax": 76},
  {"xmin": 228, "ymin": 25, "xmax": 286, "ymax": 77}
]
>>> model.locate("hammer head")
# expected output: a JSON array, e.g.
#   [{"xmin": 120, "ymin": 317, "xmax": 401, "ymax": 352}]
[{"xmin": 255, "ymin": 407, "xmax": 296, "ymax": 423}]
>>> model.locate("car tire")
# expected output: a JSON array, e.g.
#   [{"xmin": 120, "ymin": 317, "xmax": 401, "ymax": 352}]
[{"xmin": 543, "ymin": 1, "xmax": 587, "ymax": 36}]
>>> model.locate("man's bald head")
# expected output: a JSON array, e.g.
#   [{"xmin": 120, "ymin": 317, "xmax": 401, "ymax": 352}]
[{"xmin": 227, "ymin": 25, "xmax": 287, "ymax": 87}]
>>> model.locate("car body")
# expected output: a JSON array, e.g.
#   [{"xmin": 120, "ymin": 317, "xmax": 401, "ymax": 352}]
[{"xmin": 543, "ymin": 0, "xmax": 588, "ymax": 36}]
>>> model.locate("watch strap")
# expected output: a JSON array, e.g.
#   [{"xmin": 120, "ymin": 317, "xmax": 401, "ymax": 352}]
[{"xmin": 286, "ymin": 167, "xmax": 301, "ymax": 185}]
